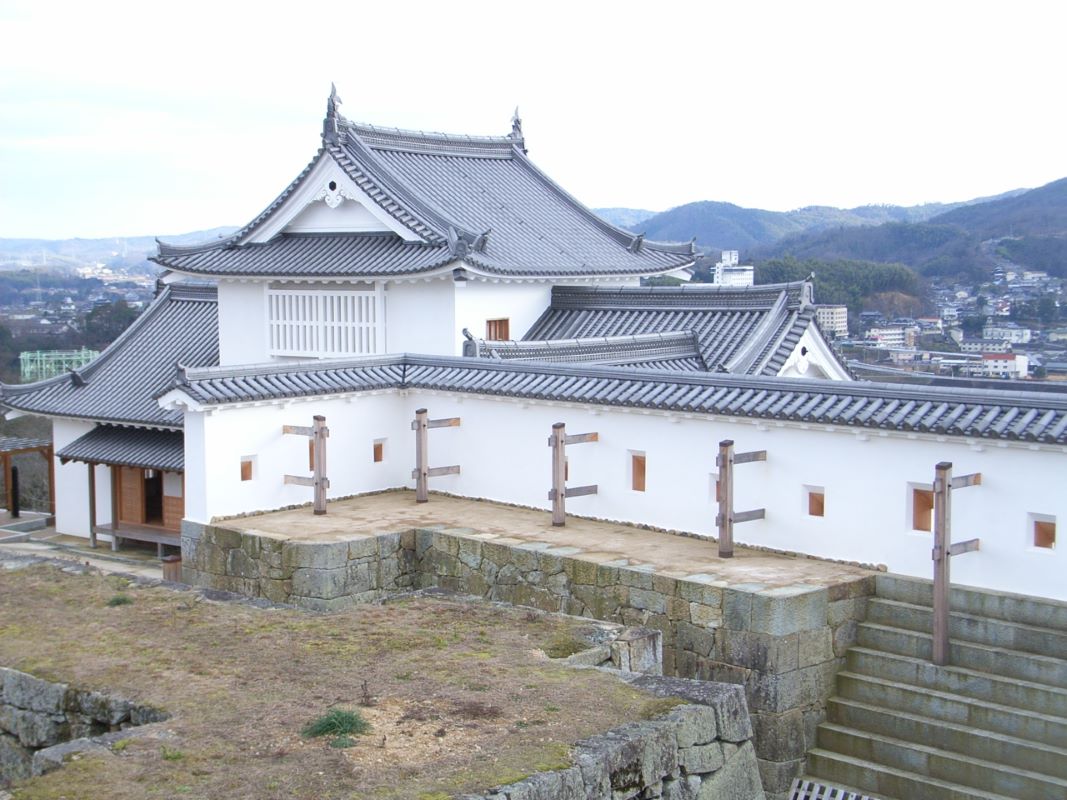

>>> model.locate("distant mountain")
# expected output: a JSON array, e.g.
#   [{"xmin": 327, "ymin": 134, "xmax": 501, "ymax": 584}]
[
  {"xmin": 593, "ymin": 208, "xmax": 657, "ymax": 228},
  {"xmin": 0, "ymin": 227, "xmax": 238, "ymax": 272},
  {"xmin": 626, "ymin": 191, "xmax": 1026, "ymax": 252},
  {"xmin": 753, "ymin": 179, "xmax": 1067, "ymax": 279}
]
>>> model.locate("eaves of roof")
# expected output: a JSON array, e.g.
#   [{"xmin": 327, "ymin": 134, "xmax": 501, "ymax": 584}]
[{"xmin": 164, "ymin": 354, "xmax": 1067, "ymax": 445}]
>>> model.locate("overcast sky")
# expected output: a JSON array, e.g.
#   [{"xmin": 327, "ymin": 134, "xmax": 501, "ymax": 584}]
[{"xmin": 1, "ymin": 0, "xmax": 1064, "ymax": 240}]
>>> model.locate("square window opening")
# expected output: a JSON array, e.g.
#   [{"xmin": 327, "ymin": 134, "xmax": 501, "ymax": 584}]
[
  {"xmin": 630, "ymin": 452, "xmax": 646, "ymax": 493},
  {"xmin": 806, "ymin": 485, "xmax": 825, "ymax": 517},
  {"xmin": 373, "ymin": 439, "xmax": 386, "ymax": 463},
  {"xmin": 486, "ymin": 318, "xmax": 510, "ymax": 341},
  {"xmin": 910, "ymin": 485, "xmax": 934, "ymax": 532},
  {"xmin": 240, "ymin": 456, "xmax": 255, "ymax": 482},
  {"xmin": 1032, "ymin": 515, "xmax": 1056, "ymax": 549}
]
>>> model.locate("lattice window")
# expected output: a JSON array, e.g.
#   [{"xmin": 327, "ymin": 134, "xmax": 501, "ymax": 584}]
[{"xmin": 267, "ymin": 289, "xmax": 379, "ymax": 357}]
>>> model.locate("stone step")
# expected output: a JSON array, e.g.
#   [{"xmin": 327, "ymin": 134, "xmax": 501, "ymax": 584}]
[
  {"xmin": 845, "ymin": 647, "xmax": 1067, "ymax": 718},
  {"xmin": 827, "ymin": 696, "xmax": 1067, "ymax": 779},
  {"xmin": 817, "ymin": 723, "xmax": 1067, "ymax": 799},
  {"xmin": 866, "ymin": 597, "xmax": 1067, "ymax": 660},
  {"xmin": 836, "ymin": 670, "xmax": 1067, "ymax": 743},
  {"xmin": 875, "ymin": 574, "xmax": 1067, "ymax": 630},
  {"xmin": 856, "ymin": 622, "xmax": 1067, "ymax": 688},
  {"xmin": 806, "ymin": 749, "xmax": 1015, "ymax": 800}
]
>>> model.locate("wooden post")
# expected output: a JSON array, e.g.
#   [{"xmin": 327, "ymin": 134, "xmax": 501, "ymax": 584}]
[
  {"xmin": 1, "ymin": 453, "xmax": 10, "ymax": 516},
  {"xmin": 930, "ymin": 461, "xmax": 981, "ymax": 666},
  {"xmin": 414, "ymin": 408, "xmax": 429, "ymax": 503},
  {"xmin": 45, "ymin": 445, "xmax": 55, "ymax": 516},
  {"xmin": 550, "ymin": 423, "xmax": 566, "ymax": 526},
  {"xmin": 110, "ymin": 465, "xmax": 120, "ymax": 552},
  {"xmin": 87, "ymin": 464, "xmax": 97, "ymax": 548},
  {"xmin": 410, "ymin": 409, "xmax": 460, "ymax": 503},
  {"xmin": 932, "ymin": 461, "xmax": 951, "ymax": 666},
  {"xmin": 716, "ymin": 440, "xmax": 734, "ymax": 558},
  {"xmin": 312, "ymin": 415, "xmax": 328, "ymax": 515}
]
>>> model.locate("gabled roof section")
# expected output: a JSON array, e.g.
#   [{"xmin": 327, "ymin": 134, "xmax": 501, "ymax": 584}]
[
  {"xmin": 154, "ymin": 89, "xmax": 695, "ymax": 279},
  {"xmin": 0, "ymin": 284, "xmax": 219, "ymax": 428},
  {"xmin": 58, "ymin": 426, "xmax": 184, "ymax": 471},
  {"xmin": 161, "ymin": 354, "xmax": 1067, "ymax": 445},
  {"xmin": 522, "ymin": 281, "xmax": 825, "ymax": 376}
]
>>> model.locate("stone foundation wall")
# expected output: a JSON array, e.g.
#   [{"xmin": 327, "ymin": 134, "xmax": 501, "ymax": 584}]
[
  {"xmin": 182, "ymin": 521, "xmax": 873, "ymax": 798},
  {"xmin": 0, "ymin": 667, "xmax": 166, "ymax": 787},
  {"xmin": 460, "ymin": 676, "xmax": 764, "ymax": 800}
]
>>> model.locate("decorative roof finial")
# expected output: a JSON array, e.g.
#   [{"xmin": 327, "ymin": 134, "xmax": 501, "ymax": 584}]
[
  {"xmin": 509, "ymin": 107, "xmax": 527, "ymax": 154},
  {"xmin": 323, "ymin": 83, "xmax": 343, "ymax": 145}
]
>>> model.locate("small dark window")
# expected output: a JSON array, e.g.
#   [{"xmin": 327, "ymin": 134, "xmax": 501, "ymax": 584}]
[
  {"xmin": 808, "ymin": 489, "xmax": 825, "ymax": 517},
  {"xmin": 373, "ymin": 441, "xmax": 384, "ymax": 463},
  {"xmin": 240, "ymin": 458, "xmax": 254, "ymax": 482},
  {"xmin": 328, "ymin": 180, "xmax": 337, "ymax": 191}
]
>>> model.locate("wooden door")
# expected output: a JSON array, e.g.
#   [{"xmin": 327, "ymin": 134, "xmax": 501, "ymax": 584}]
[{"xmin": 118, "ymin": 466, "xmax": 144, "ymax": 525}]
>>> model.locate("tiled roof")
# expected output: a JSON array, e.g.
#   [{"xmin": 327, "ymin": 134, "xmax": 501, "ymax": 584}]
[
  {"xmin": 57, "ymin": 426, "xmax": 184, "ymax": 471},
  {"xmin": 165, "ymin": 354, "xmax": 1067, "ymax": 445},
  {"xmin": 464, "ymin": 331, "xmax": 707, "ymax": 371},
  {"xmin": 0, "ymin": 436, "xmax": 51, "ymax": 453},
  {"xmin": 153, "ymin": 99, "xmax": 695, "ymax": 279},
  {"xmin": 0, "ymin": 284, "xmax": 219, "ymax": 428},
  {"xmin": 523, "ymin": 283, "xmax": 817, "ymax": 376}
]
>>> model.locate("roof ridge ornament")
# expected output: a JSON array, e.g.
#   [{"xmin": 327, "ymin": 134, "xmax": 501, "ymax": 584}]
[
  {"xmin": 628, "ymin": 234, "xmax": 645, "ymax": 254},
  {"xmin": 509, "ymin": 107, "xmax": 527, "ymax": 154},
  {"xmin": 323, "ymin": 83, "xmax": 345, "ymax": 145}
]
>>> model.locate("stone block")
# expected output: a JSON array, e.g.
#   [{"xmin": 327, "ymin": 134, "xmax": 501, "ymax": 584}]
[
  {"xmin": 756, "ymin": 757, "xmax": 806, "ymax": 797},
  {"xmin": 722, "ymin": 589, "xmax": 752, "ymax": 630},
  {"xmin": 666, "ymin": 706, "xmax": 718, "ymax": 748},
  {"xmin": 290, "ymin": 567, "xmax": 347, "ymax": 599},
  {"xmin": 31, "ymin": 737, "xmax": 108, "ymax": 777},
  {"xmin": 748, "ymin": 587, "xmax": 827, "ymax": 636},
  {"xmin": 6, "ymin": 709, "xmax": 66, "ymax": 748},
  {"xmin": 536, "ymin": 551, "xmax": 564, "ymax": 576},
  {"xmin": 679, "ymin": 742, "xmax": 724, "ymax": 775},
  {"xmin": 565, "ymin": 558, "xmax": 598, "ymax": 587},
  {"xmin": 619, "ymin": 568, "xmax": 654, "ymax": 590},
  {"xmin": 0, "ymin": 732, "xmax": 32, "ymax": 783},
  {"xmin": 201, "ymin": 541, "xmax": 228, "ymax": 575},
  {"xmin": 510, "ymin": 547, "xmax": 540, "ymax": 572},
  {"xmin": 826, "ymin": 597, "xmax": 867, "ymax": 627},
  {"xmin": 74, "ymin": 690, "xmax": 131, "ymax": 726},
  {"xmin": 611, "ymin": 627, "xmax": 663, "ymax": 675},
  {"xmin": 226, "ymin": 548, "xmax": 260, "ymax": 579},
  {"xmin": 347, "ymin": 536, "xmax": 379, "ymax": 561},
  {"xmin": 667, "ymin": 597, "xmax": 690, "ymax": 622},
  {"xmin": 545, "ymin": 571, "xmax": 571, "ymax": 596},
  {"xmin": 512, "ymin": 584, "xmax": 560, "ymax": 613},
  {"xmin": 832, "ymin": 620, "xmax": 858, "ymax": 657},
  {"xmin": 675, "ymin": 622, "xmax": 715, "ymax": 659},
  {"xmin": 629, "ymin": 589, "xmax": 667, "ymax": 614},
  {"xmin": 652, "ymin": 575, "xmax": 679, "ymax": 597},
  {"xmin": 663, "ymin": 774, "xmax": 702, "ymax": 800},
  {"xmin": 689, "ymin": 602, "xmax": 722, "ymax": 629},
  {"xmin": 750, "ymin": 710, "xmax": 805, "ymax": 762},
  {"xmin": 346, "ymin": 561, "xmax": 376, "ymax": 594},
  {"xmin": 696, "ymin": 741, "xmax": 764, "ymax": 800},
  {"xmin": 238, "ymin": 533, "xmax": 261, "ymax": 560},
  {"xmin": 260, "ymin": 578, "xmax": 292, "ymax": 603},
  {"xmin": 282, "ymin": 540, "xmax": 349, "ymax": 570},
  {"xmin": 2, "ymin": 670, "xmax": 68, "ymax": 715},
  {"xmin": 826, "ymin": 575, "xmax": 875, "ymax": 602},
  {"xmin": 798, "ymin": 628, "xmax": 834, "ymax": 668},
  {"xmin": 746, "ymin": 669, "xmax": 801, "ymax": 714},
  {"xmin": 208, "ymin": 526, "xmax": 243, "ymax": 550}
]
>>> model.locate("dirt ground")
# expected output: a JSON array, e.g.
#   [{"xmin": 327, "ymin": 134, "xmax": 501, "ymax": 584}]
[{"xmin": 0, "ymin": 562, "xmax": 667, "ymax": 800}]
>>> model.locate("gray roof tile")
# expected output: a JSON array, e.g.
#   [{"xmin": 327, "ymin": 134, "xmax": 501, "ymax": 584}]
[
  {"xmin": 57, "ymin": 426, "xmax": 184, "ymax": 471},
  {"xmin": 154, "ymin": 106, "xmax": 695, "ymax": 279},
  {"xmin": 0, "ymin": 284, "xmax": 219, "ymax": 428},
  {"xmin": 168, "ymin": 354, "xmax": 1067, "ymax": 445}
]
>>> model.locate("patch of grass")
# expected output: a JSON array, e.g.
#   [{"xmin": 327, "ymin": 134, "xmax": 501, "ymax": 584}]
[
  {"xmin": 301, "ymin": 708, "xmax": 370, "ymax": 739},
  {"xmin": 638, "ymin": 696, "xmax": 686, "ymax": 720},
  {"xmin": 329, "ymin": 736, "xmax": 357, "ymax": 749},
  {"xmin": 417, "ymin": 793, "xmax": 451, "ymax": 800},
  {"xmin": 542, "ymin": 632, "xmax": 587, "ymax": 659},
  {"xmin": 106, "ymin": 594, "xmax": 134, "ymax": 607},
  {"xmin": 110, "ymin": 739, "xmax": 131, "ymax": 753},
  {"xmin": 160, "ymin": 746, "xmax": 184, "ymax": 761}
]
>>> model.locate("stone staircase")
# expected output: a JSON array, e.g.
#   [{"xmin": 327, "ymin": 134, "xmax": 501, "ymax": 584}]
[{"xmin": 805, "ymin": 574, "xmax": 1067, "ymax": 800}]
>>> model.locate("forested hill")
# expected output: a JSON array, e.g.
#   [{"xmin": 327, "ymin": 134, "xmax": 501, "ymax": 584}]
[
  {"xmin": 603, "ymin": 191, "xmax": 1023, "ymax": 251},
  {"xmin": 753, "ymin": 178, "xmax": 1067, "ymax": 280}
]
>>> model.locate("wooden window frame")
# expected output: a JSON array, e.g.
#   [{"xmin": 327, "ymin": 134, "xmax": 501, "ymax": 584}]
[
  {"xmin": 240, "ymin": 457, "xmax": 254, "ymax": 482},
  {"xmin": 631, "ymin": 452, "xmax": 646, "ymax": 493},
  {"xmin": 373, "ymin": 439, "xmax": 385, "ymax": 464},
  {"xmin": 911, "ymin": 486, "xmax": 934, "ymax": 532},
  {"xmin": 485, "ymin": 318, "xmax": 510, "ymax": 341},
  {"xmin": 806, "ymin": 486, "xmax": 825, "ymax": 517},
  {"xmin": 1032, "ymin": 515, "xmax": 1056, "ymax": 549}
]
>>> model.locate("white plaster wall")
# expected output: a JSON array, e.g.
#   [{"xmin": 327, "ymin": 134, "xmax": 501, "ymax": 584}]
[
  {"xmin": 217, "ymin": 281, "xmax": 269, "ymax": 365},
  {"xmin": 188, "ymin": 394, "xmax": 410, "ymax": 521},
  {"xmin": 181, "ymin": 392, "xmax": 1067, "ymax": 600},
  {"xmin": 453, "ymin": 281, "xmax": 553, "ymax": 350},
  {"xmin": 383, "ymin": 280, "xmax": 455, "ymax": 355},
  {"xmin": 52, "ymin": 419, "xmax": 112, "ymax": 539}
]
